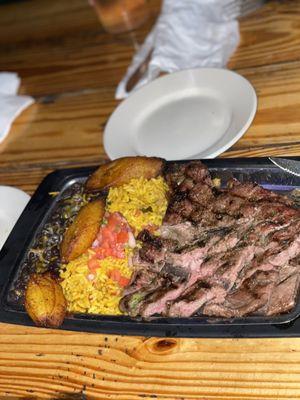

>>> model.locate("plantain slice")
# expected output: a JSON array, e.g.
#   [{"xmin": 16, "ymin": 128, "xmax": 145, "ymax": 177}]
[
  {"xmin": 60, "ymin": 199, "xmax": 105, "ymax": 263},
  {"xmin": 85, "ymin": 156, "xmax": 165, "ymax": 192},
  {"xmin": 25, "ymin": 272, "xmax": 67, "ymax": 328}
]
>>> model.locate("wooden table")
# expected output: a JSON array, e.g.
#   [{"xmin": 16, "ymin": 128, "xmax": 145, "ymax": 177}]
[{"xmin": 0, "ymin": 0, "xmax": 300, "ymax": 398}]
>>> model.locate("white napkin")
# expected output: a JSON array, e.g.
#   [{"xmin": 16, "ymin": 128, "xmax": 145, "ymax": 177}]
[
  {"xmin": 0, "ymin": 72, "xmax": 34, "ymax": 143},
  {"xmin": 116, "ymin": 0, "xmax": 240, "ymax": 99}
]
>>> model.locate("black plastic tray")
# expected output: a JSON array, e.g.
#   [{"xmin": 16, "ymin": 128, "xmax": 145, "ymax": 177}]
[{"xmin": 1, "ymin": 157, "xmax": 300, "ymax": 337}]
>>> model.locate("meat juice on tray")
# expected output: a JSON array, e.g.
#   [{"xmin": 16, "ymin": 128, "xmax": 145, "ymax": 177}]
[{"xmin": 13, "ymin": 157, "xmax": 300, "ymax": 327}]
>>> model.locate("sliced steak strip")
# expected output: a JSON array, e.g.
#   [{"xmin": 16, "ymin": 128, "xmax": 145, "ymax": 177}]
[
  {"xmin": 213, "ymin": 193, "xmax": 246, "ymax": 217},
  {"xmin": 168, "ymin": 199, "xmax": 195, "ymax": 219},
  {"xmin": 268, "ymin": 234, "xmax": 300, "ymax": 267},
  {"xmin": 189, "ymin": 209, "xmax": 218, "ymax": 227},
  {"xmin": 160, "ymin": 263, "xmax": 189, "ymax": 284},
  {"xmin": 203, "ymin": 290, "xmax": 267, "ymax": 318},
  {"xmin": 271, "ymin": 219, "xmax": 300, "ymax": 243},
  {"xmin": 228, "ymin": 180, "xmax": 293, "ymax": 206},
  {"xmin": 168, "ymin": 277, "xmax": 226, "ymax": 317},
  {"xmin": 178, "ymin": 178, "xmax": 194, "ymax": 192},
  {"xmin": 278, "ymin": 256, "xmax": 300, "ymax": 283},
  {"xmin": 210, "ymin": 245, "xmax": 255, "ymax": 291},
  {"xmin": 185, "ymin": 161, "xmax": 212, "ymax": 185},
  {"xmin": 238, "ymin": 202, "xmax": 298, "ymax": 223},
  {"xmin": 203, "ymin": 271, "xmax": 277, "ymax": 318},
  {"xmin": 168, "ymin": 285, "xmax": 226, "ymax": 317},
  {"xmin": 168, "ymin": 235, "xmax": 222, "ymax": 271},
  {"xmin": 137, "ymin": 230, "xmax": 165, "ymax": 264},
  {"xmin": 142, "ymin": 285, "xmax": 186, "ymax": 318},
  {"xmin": 122, "ymin": 266, "xmax": 158, "ymax": 297},
  {"xmin": 164, "ymin": 163, "xmax": 186, "ymax": 191},
  {"xmin": 163, "ymin": 212, "xmax": 184, "ymax": 225},
  {"xmin": 188, "ymin": 183, "xmax": 214, "ymax": 205},
  {"xmin": 159, "ymin": 222, "xmax": 197, "ymax": 247},
  {"xmin": 266, "ymin": 273, "xmax": 300, "ymax": 316}
]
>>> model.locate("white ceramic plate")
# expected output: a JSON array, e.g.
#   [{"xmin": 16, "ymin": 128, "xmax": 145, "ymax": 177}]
[
  {"xmin": 104, "ymin": 68, "xmax": 257, "ymax": 160},
  {"xmin": 0, "ymin": 186, "xmax": 30, "ymax": 250}
]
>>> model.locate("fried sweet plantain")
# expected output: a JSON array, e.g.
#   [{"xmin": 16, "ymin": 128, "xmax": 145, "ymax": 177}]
[
  {"xmin": 85, "ymin": 156, "xmax": 164, "ymax": 192},
  {"xmin": 60, "ymin": 199, "xmax": 105, "ymax": 263},
  {"xmin": 25, "ymin": 272, "xmax": 67, "ymax": 328}
]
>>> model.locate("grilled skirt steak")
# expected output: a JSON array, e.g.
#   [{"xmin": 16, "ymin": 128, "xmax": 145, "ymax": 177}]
[{"xmin": 121, "ymin": 161, "xmax": 300, "ymax": 319}]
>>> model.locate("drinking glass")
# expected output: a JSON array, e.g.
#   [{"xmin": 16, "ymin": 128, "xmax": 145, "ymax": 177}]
[{"xmin": 90, "ymin": 0, "xmax": 149, "ymax": 34}]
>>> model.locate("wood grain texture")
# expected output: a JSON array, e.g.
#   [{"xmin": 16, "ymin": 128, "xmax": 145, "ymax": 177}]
[
  {"xmin": 1, "ymin": 0, "xmax": 300, "ymax": 399},
  {"xmin": 1, "ymin": 323, "xmax": 300, "ymax": 400},
  {"xmin": 0, "ymin": 61, "xmax": 300, "ymax": 173},
  {"xmin": 0, "ymin": 0, "xmax": 161, "ymax": 97},
  {"xmin": 1, "ymin": 0, "xmax": 300, "ymax": 96},
  {"xmin": 0, "ymin": 1, "xmax": 300, "ymax": 175},
  {"xmin": 0, "ymin": 0, "xmax": 299, "ymax": 175},
  {"xmin": 229, "ymin": 0, "xmax": 300, "ymax": 70}
]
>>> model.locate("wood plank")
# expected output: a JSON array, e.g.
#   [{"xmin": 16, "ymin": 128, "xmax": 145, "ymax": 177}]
[
  {"xmin": 0, "ymin": 61, "xmax": 300, "ymax": 171},
  {"xmin": 0, "ymin": 166, "xmax": 52, "ymax": 195},
  {"xmin": 0, "ymin": 0, "xmax": 161, "ymax": 46},
  {"xmin": 0, "ymin": 324, "xmax": 300, "ymax": 399},
  {"xmin": 0, "ymin": 0, "xmax": 160, "ymax": 97},
  {"xmin": 0, "ymin": 158, "xmax": 107, "ymax": 194},
  {"xmin": 223, "ymin": 142, "xmax": 300, "ymax": 158},
  {"xmin": 229, "ymin": 0, "xmax": 300, "ymax": 69},
  {"xmin": 0, "ymin": 88, "xmax": 112, "ymax": 169},
  {"xmin": 1, "ymin": 1, "xmax": 300, "ymax": 98}
]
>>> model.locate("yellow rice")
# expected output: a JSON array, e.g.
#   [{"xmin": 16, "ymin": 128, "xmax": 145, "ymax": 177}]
[
  {"xmin": 60, "ymin": 176, "xmax": 168, "ymax": 315},
  {"xmin": 60, "ymin": 250, "xmax": 132, "ymax": 315},
  {"xmin": 106, "ymin": 176, "xmax": 168, "ymax": 234}
]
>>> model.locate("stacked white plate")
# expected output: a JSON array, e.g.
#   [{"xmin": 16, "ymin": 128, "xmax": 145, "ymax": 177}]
[
  {"xmin": 0, "ymin": 186, "xmax": 30, "ymax": 250},
  {"xmin": 104, "ymin": 68, "xmax": 257, "ymax": 160}
]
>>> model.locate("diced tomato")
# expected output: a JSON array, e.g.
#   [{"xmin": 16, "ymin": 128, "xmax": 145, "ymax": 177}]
[
  {"xmin": 107, "ymin": 212, "xmax": 121, "ymax": 228},
  {"xmin": 102, "ymin": 227, "xmax": 115, "ymax": 242},
  {"xmin": 108, "ymin": 269, "xmax": 121, "ymax": 282},
  {"xmin": 118, "ymin": 276, "xmax": 130, "ymax": 287},
  {"xmin": 88, "ymin": 258, "xmax": 100, "ymax": 272},
  {"xmin": 109, "ymin": 248, "xmax": 121, "ymax": 258},
  {"xmin": 114, "ymin": 224, "xmax": 122, "ymax": 233},
  {"xmin": 91, "ymin": 212, "xmax": 134, "ymax": 260},
  {"xmin": 107, "ymin": 269, "xmax": 130, "ymax": 288},
  {"xmin": 94, "ymin": 247, "xmax": 105, "ymax": 258},
  {"xmin": 88, "ymin": 251, "xmax": 97, "ymax": 259},
  {"xmin": 117, "ymin": 230, "xmax": 128, "ymax": 243},
  {"xmin": 116, "ymin": 250, "xmax": 125, "ymax": 259}
]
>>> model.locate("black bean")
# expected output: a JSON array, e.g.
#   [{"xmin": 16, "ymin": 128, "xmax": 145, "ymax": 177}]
[{"xmin": 9, "ymin": 181, "xmax": 87, "ymax": 307}]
